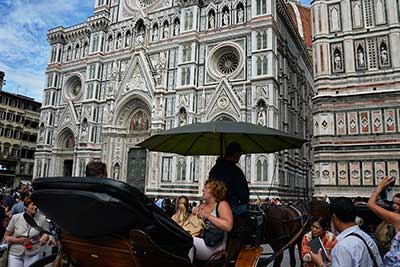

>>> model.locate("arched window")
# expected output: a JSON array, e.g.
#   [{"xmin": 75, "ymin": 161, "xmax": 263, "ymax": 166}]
[
  {"xmin": 256, "ymin": 157, "xmax": 268, "ymax": 181},
  {"xmin": 176, "ymin": 157, "xmax": 186, "ymax": 181},
  {"xmin": 74, "ymin": 44, "xmax": 80, "ymax": 60},
  {"xmin": 82, "ymin": 42, "xmax": 89, "ymax": 57},
  {"xmin": 107, "ymin": 35, "xmax": 113, "ymax": 51},
  {"xmin": 66, "ymin": 46, "xmax": 72, "ymax": 62}
]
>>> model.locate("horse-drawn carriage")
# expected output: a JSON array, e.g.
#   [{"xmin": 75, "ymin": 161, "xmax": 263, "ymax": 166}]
[
  {"xmin": 30, "ymin": 176, "xmax": 268, "ymax": 267},
  {"xmin": 29, "ymin": 121, "xmax": 310, "ymax": 267}
]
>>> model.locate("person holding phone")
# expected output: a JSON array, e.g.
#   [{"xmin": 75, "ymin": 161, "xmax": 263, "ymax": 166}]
[
  {"xmin": 301, "ymin": 217, "xmax": 337, "ymax": 267},
  {"xmin": 368, "ymin": 177, "xmax": 400, "ymax": 266}
]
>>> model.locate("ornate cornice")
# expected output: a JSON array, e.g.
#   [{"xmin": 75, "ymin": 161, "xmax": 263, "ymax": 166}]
[{"xmin": 88, "ymin": 13, "xmax": 111, "ymax": 32}]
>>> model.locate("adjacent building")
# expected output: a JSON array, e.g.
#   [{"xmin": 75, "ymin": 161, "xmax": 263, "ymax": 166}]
[
  {"xmin": 312, "ymin": 0, "xmax": 400, "ymax": 197},
  {"xmin": 35, "ymin": 0, "xmax": 314, "ymax": 200},
  {"xmin": 0, "ymin": 72, "xmax": 41, "ymax": 187}
]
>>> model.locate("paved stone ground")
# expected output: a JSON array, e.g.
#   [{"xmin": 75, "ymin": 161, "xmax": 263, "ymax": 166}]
[{"xmin": 260, "ymin": 244, "xmax": 301, "ymax": 267}]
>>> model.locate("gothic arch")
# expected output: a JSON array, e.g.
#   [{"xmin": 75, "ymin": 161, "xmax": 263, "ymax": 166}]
[
  {"xmin": 212, "ymin": 113, "xmax": 237, "ymax": 121},
  {"xmin": 113, "ymin": 94, "xmax": 152, "ymax": 128},
  {"xmin": 55, "ymin": 127, "xmax": 75, "ymax": 150}
]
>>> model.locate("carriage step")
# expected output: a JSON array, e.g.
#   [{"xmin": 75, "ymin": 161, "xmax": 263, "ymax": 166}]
[{"xmin": 235, "ymin": 247, "xmax": 263, "ymax": 267}]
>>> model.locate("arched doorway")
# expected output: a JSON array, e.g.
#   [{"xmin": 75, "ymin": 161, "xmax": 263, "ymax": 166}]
[{"xmin": 56, "ymin": 128, "xmax": 76, "ymax": 177}]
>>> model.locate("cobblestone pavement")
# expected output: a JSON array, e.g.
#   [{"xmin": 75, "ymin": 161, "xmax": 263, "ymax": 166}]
[{"xmin": 260, "ymin": 244, "xmax": 301, "ymax": 267}]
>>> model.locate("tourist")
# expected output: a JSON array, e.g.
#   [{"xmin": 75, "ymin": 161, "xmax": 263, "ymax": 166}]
[
  {"xmin": 368, "ymin": 177, "xmax": 400, "ymax": 266},
  {"xmin": 190, "ymin": 180, "xmax": 233, "ymax": 261},
  {"xmin": 310, "ymin": 197, "xmax": 383, "ymax": 267},
  {"xmin": 301, "ymin": 217, "xmax": 337, "ymax": 267},
  {"xmin": 4, "ymin": 197, "xmax": 51, "ymax": 267}
]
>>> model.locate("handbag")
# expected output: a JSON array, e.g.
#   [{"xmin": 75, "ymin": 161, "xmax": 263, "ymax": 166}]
[
  {"xmin": 182, "ymin": 214, "xmax": 205, "ymax": 237},
  {"xmin": 203, "ymin": 202, "xmax": 225, "ymax": 247}
]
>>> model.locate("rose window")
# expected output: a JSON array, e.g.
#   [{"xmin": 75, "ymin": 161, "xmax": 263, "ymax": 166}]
[
  {"xmin": 64, "ymin": 75, "xmax": 83, "ymax": 100},
  {"xmin": 217, "ymin": 53, "xmax": 239, "ymax": 75},
  {"xmin": 207, "ymin": 42, "xmax": 244, "ymax": 79}
]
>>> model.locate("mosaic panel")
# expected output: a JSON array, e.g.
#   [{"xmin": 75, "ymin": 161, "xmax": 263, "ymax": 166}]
[
  {"xmin": 350, "ymin": 162, "xmax": 361, "ymax": 185},
  {"xmin": 388, "ymin": 161, "xmax": 399, "ymax": 185},
  {"xmin": 362, "ymin": 161, "xmax": 373, "ymax": 186},
  {"xmin": 337, "ymin": 162, "xmax": 349, "ymax": 185},
  {"xmin": 384, "ymin": 109, "xmax": 395, "ymax": 133},
  {"xmin": 374, "ymin": 161, "xmax": 386, "ymax": 185},
  {"xmin": 336, "ymin": 113, "xmax": 346, "ymax": 135},
  {"xmin": 348, "ymin": 112, "xmax": 359, "ymax": 134},
  {"xmin": 359, "ymin": 111, "xmax": 370, "ymax": 134},
  {"xmin": 372, "ymin": 110, "xmax": 383, "ymax": 133}
]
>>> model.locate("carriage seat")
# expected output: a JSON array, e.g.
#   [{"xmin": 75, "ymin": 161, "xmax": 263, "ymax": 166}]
[{"xmin": 31, "ymin": 177, "xmax": 193, "ymax": 261}]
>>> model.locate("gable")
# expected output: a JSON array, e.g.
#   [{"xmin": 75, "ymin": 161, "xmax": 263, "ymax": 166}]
[{"xmin": 205, "ymin": 78, "xmax": 242, "ymax": 121}]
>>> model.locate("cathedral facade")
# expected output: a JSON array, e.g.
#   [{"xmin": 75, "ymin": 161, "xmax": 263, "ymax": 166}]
[
  {"xmin": 312, "ymin": 0, "xmax": 400, "ymax": 197},
  {"xmin": 34, "ymin": 0, "xmax": 314, "ymax": 200}
]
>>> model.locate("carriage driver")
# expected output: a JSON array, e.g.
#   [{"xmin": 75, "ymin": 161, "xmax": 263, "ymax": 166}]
[
  {"xmin": 209, "ymin": 142, "xmax": 249, "ymax": 215},
  {"xmin": 209, "ymin": 142, "xmax": 250, "ymax": 263}
]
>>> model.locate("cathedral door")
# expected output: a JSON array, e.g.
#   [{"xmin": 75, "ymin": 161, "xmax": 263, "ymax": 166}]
[
  {"xmin": 127, "ymin": 148, "xmax": 147, "ymax": 193},
  {"xmin": 63, "ymin": 160, "xmax": 73, "ymax": 176}
]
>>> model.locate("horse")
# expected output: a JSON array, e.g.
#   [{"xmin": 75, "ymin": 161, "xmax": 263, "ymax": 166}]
[{"xmin": 261, "ymin": 202, "xmax": 309, "ymax": 267}]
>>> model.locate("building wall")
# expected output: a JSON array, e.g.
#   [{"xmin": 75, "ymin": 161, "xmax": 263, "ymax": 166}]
[
  {"xmin": 0, "ymin": 91, "xmax": 41, "ymax": 187},
  {"xmin": 312, "ymin": 0, "xmax": 400, "ymax": 197},
  {"xmin": 35, "ymin": 0, "xmax": 314, "ymax": 200}
]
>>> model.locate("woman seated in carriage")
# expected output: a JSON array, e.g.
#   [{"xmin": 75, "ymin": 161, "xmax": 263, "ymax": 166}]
[{"xmin": 180, "ymin": 180, "xmax": 233, "ymax": 262}]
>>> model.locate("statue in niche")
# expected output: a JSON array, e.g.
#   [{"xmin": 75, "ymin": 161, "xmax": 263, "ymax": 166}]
[
  {"xmin": 153, "ymin": 27, "xmax": 159, "ymax": 41},
  {"xmin": 334, "ymin": 49, "xmax": 342, "ymax": 70},
  {"xmin": 380, "ymin": 43, "xmax": 388, "ymax": 65},
  {"xmin": 67, "ymin": 48, "xmax": 72, "ymax": 61},
  {"xmin": 257, "ymin": 107, "xmax": 266, "ymax": 126},
  {"xmin": 84, "ymin": 44, "xmax": 89, "ymax": 57},
  {"xmin": 113, "ymin": 164, "xmax": 120, "ymax": 180},
  {"xmin": 237, "ymin": 6, "xmax": 244, "ymax": 23},
  {"xmin": 66, "ymin": 135, "xmax": 75, "ymax": 148},
  {"xmin": 136, "ymin": 27, "xmax": 144, "ymax": 44},
  {"xmin": 174, "ymin": 20, "xmax": 180, "ymax": 36},
  {"xmin": 163, "ymin": 24, "xmax": 169, "ymax": 39},
  {"xmin": 80, "ymin": 123, "xmax": 88, "ymax": 141},
  {"xmin": 107, "ymin": 37, "xmax": 113, "ymax": 51},
  {"xmin": 116, "ymin": 35, "xmax": 122, "ymax": 49},
  {"xmin": 223, "ymin": 10, "xmax": 229, "ymax": 26},
  {"xmin": 39, "ymin": 128, "xmax": 44, "ymax": 142},
  {"xmin": 126, "ymin": 33, "xmax": 131, "ymax": 47},
  {"xmin": 159, "ymin": 52, "xmax": 167, "ymax": 71},
  {"xmin": 357, "ymin": 46, "xmax": 365, "ymax": 67},
  {"xmin": 209, "ymin": 13, "xmax": 215, "ymax": 29},
  {"xmin": 75, "ymin": 46, "xmax": 80, "ymax": 59}
]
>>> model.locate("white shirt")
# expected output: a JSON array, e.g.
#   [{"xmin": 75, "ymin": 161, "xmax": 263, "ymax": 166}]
[{"xmin": 331, "ymin": 225, "xmax": 383, "ymax": 267}]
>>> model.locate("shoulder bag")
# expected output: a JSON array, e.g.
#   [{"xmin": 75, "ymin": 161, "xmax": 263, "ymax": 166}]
[{"xmin": 203, "ymin": 202, "xmax": 225, "ymax": 247}]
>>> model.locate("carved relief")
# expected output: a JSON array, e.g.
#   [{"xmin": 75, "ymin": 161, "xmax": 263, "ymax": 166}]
[
  {"xmin": 350, "ymin": 162, "xmax": 361, "ymax": 185},
  {"xmin": 338, "ymin": 162, "xmax": 348, "ymax": 185}
]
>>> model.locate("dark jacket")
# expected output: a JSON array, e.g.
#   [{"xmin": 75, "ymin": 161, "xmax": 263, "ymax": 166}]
[{"xmin": 209, "ymin": 157, "xmax": 249, "ymax": 208}]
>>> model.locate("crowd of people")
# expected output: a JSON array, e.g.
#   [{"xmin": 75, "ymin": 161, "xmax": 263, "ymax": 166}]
[{"xmin": 1, "ymin": 143, "xmax": 399, "ymax": 267}]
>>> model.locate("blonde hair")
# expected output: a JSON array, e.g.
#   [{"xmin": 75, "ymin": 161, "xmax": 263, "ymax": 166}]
[
  {"xmin": 175, "ymin": 196, "xmax": 189, "ymax": 223},
  {"xmin": 205, "ymin": 180, "xmax": 227, "ymax": 202}
]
